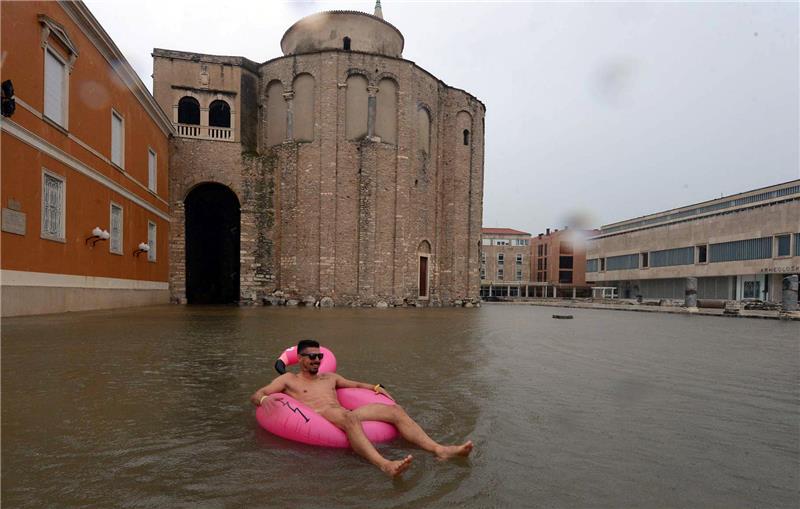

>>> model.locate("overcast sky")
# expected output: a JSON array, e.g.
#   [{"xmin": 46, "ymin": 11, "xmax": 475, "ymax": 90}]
[{"xmin": 85, "ymin": 0, "xmax": 799, "ymax": 235}]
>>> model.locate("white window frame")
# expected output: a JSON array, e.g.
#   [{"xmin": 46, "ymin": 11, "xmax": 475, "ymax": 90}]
[
  {"xmin": 497, "ymin": 268, "xmax": 504, "ymax": 280},
  {"xmin": 147, "ymin": 221, "xmax": 157, "ymax": 262},
  {"xmin": 516, "ymin": 254, "xmax": 523, "ymax": 264},
  {"xmin": 147, "ymin": 148, "xmax": 157, "ymax": 193},
  {"xmin": 43, "ymin": 46, "xmax": 69, "ymax": 128},
  {"xmin": 481, "ymin": 238, "xmax": 491, "ymax": 246},
  {"xmin": 111, "ymin": 109, "xmax": 125, "ymax": 169},
  {"xmin": 497, "ymin": 253, "xmax": 504, "ymax": 265},
  {"xmin": 109, "ymin": 202, "xmax": 123, "ymax": 255},
  {"xmin": 41, "ymin": 168, "xmax": 66, "ymax": 242}
]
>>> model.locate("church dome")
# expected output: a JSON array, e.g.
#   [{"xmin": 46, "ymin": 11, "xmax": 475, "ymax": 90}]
[{"xmin": 280, "ymin": 10, "xmax": 404, "ymax": 58}]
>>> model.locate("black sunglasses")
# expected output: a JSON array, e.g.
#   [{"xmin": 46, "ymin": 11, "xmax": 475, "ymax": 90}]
[{"xmin": 299, "ymin": 352, "xmax": 324, "ymax": 361}]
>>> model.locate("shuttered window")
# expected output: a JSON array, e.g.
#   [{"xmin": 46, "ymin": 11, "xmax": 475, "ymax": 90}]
[
  {"xmin": 111, "ymin": 111, "xmax": 124, "ymax": 167},
  {"xmin": 148, "ymin": 149, "xmax": 157, "ymax": 192},
  {"xmin": 147, "ymin": 221, "xmax": 157, "ymax": 261},
  {"xmin": 41, "ymin": 171, "xmax": 65, "ymax": 241},
  {"xmin": 110, "ymin": 203, "xmax": 123, "ymax": 254},
  {"xmin": 710, "ymin": 237, "xmax": 772, "ymax": 263},
  {"xmin": 650, "ymin": 246, "xmax": 694, "ymax": 267},
  {"xmin": 44, "ymin": 49, "xmax": 66, "ymax": 126},
  {"xmin": 606, "ymin": 253, "xmax": 639, "ymax": 271}
]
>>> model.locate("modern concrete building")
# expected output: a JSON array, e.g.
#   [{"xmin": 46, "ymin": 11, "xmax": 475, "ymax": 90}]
[
  {"xmin": 1, "ymin": 1, "xmax": 173, "ymax": 316},
  {"xmin": 585, "ymin": 180, "xmax": 800, "ymax": 302},
  {"xmin": 153, "ymin": 2, "xmax": 485, "ymax": 307}
]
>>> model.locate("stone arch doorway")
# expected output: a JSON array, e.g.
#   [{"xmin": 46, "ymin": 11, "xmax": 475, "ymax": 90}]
[{"xmin": 184, "ymin": 183, "xmax": 240, "ymax": 304}]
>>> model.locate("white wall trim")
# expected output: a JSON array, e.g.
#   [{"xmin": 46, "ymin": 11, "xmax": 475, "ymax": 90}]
[
  {"xmin": 1, "ymin": 119, "xmax": 170, "ymax": 221},
  {"xmin": 13, "ymin": 97, "xmax": 168, "ymax": 205},
  {"xmin": 1, "ymin": 270, "xmax": 168, "ymax": 290},
  {"xmin": 57, "ymin": 1, "xmax": 175, "ymax": 136}
]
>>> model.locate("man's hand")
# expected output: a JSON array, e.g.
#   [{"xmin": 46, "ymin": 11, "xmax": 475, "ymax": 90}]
[
  {"xmin": 264, "ymin": 395, "xmax": 285, "ymax": 413},
  {"xmin": 375, "ymin": 386, "xmax": 394, "ymax": 401}
]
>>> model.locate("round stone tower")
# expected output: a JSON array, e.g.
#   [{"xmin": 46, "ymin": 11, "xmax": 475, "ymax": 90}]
[{"xmin": 154, "ymin": 3, "xmax": 485, "ymax": 307}]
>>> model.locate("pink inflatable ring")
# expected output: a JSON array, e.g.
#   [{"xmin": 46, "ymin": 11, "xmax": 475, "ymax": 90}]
[{"xmin": 255, "ymin": 345, "xmax": 399, "ymax": 448}]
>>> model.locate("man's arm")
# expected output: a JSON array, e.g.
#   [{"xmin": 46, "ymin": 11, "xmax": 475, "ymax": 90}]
[
  {"xmin": 333, "ymin": 374, "xmax": 394, "ymax": 400},
  {"xmin": 250, "ymin": 374, "xmax": 290, "ymax": 406}
]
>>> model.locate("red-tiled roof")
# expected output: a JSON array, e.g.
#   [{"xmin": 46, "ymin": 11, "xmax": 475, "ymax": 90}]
[{"xmin": 481, "ymin": 228, "xmax": 531, "ymax": 236}]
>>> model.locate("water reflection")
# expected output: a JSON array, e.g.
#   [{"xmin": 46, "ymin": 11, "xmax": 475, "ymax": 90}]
[{"xmin": 2, "ymin": 305, "xmax": 798, "ymax": 508}]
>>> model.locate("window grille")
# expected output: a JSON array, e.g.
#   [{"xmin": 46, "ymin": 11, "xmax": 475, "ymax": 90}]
[
  {"xmin": 42, "ymin": 172, "xmax": 64, "ymax": 239},
  {"xmin": 600, "ymin": 185, "xmax": 800, "ymax": 235},
  {"xmin": 606, "ymin": 253, "xmax": 639, "ymax": 271},
  {"xmin": 710, "ymin": 237, "xmax": 772, "ymax": 263},
  {"xmin": 110, "ymin": 204, "xmax": 123, "ymax": 254},
  {"xmin": 147, "ymin": 221, "xmax": 157, "ymax": 261},
  {"xmin": 650, "ymin": 246, "xmax": 694, "ymax": 267}
]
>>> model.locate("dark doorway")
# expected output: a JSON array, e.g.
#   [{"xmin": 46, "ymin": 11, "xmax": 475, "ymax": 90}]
[
  {"xmin": 419, "ymin": 256, "xmax": 428, "ymax": 298},
  {"xmin": 185, "ymin": 183, "xmax": 240, "ymax": 304}
]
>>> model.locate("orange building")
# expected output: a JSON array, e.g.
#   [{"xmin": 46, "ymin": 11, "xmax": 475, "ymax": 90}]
[{"xmin": 1, "ymin": 1, "xmax": 173, "ymax": 316}]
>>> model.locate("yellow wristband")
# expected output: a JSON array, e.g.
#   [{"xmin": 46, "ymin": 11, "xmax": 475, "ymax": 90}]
[{"xmin": 259, "ymin": 395, "xmax": 268, "ymax": 405}]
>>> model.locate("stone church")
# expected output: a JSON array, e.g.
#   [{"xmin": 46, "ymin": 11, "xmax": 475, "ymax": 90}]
[{"xmin": 152, "ymin": 2, "xmax": 485, "ymax": 307}]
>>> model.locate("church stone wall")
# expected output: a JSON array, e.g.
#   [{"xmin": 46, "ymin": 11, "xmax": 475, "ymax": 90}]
[{"xmin": 153, "ymin": 12, "xmax": 484, "ymax": 307}]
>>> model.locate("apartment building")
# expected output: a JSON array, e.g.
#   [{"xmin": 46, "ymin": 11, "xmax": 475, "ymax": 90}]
[
  {"xmin": 531, "ymin": 227, "xmax": 593, "ymax": 287},
  {"xmin": 480, "ymin": 228, "xmax": 532, "ymax": 297}
]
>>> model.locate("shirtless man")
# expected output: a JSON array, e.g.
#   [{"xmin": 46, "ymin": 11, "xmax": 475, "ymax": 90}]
[{"xmin": 251, "ymin": 339, "xmax": 473, "ymax": 477}]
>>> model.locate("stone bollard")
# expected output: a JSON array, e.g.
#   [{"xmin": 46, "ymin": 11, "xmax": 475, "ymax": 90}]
[
  {"xmin": 783, "ymin": 275, "xmax": 799, "ymax": 312},
  {"xmin": 685, "ymin": 277, "xmax": 698, "ymax": 310}
]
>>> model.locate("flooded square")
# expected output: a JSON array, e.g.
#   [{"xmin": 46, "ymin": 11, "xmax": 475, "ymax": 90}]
[{"xmin": 2, "ymin": 305, "xmax": 797, "ymax": 508}]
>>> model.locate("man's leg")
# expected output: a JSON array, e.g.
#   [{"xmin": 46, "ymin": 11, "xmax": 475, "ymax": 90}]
[
  {"xmin": 352, "ymin": 404, "xmax": 473, "ymax": 460},
  {"xmin": 320, "ymin": 407, "xmax": 413, "ymax": 477}
]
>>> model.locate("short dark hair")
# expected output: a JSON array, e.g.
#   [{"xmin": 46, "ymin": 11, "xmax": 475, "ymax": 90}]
[{"xmin": 297, "ymin": 339, "xmax": 320, "ymax": 354}]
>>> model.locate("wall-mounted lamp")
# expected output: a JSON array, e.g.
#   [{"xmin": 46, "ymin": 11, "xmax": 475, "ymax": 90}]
[
  {"xmin": 86, "ymin": 226, "xmax": 110, "ymax": 246},
  {"xmin": 134, "ymin": 242, "xmax": 151, "ymax": 257}
]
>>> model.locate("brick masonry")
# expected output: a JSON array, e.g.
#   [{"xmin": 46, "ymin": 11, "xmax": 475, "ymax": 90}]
[{"xmin": 154, "ymin": 43, "xmax": 485, "ymax": 307}]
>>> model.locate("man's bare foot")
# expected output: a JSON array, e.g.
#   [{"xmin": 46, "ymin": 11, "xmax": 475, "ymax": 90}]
[
  {"xmin": 434, "ymin": 441, "xmax": 474, "ymax": 460},
  {"xmin": 380, "ymin": 455, "xmax": 413, "ymax": 477}
]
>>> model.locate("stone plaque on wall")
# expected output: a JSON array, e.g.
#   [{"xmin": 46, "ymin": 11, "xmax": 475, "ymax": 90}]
[{"xmin": 2, "ymin": 208, "xmax": 26, "ymax": 235}]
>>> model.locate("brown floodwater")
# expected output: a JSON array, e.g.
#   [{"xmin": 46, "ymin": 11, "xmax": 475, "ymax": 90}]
[{"xmin": 1, "ymin": 304, "xmax": 798, "ymax": 508}]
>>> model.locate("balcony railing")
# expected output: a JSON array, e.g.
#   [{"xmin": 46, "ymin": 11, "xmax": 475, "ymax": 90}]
[{"xmin": 174, "ymin": 123, "xmax": 234, "ymax": 141}]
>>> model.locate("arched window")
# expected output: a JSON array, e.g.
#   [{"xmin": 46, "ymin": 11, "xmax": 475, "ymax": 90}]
[
  {"xmin": 375, "ymin": 78, "xmax": 397, "ymax": 144},
  {"xmin": 292, "ymin": 74, "xmax": 315, "ymax": 141},
  {"xmin": 343, "ymin": 37, "xmax": 351, "ymax": 50},
  {"xmin": 266, "ymin": 80, "xmax": 287, "ymax": 146},
  {"xmin": 417, "ymin": 106, "xmax": 431, "ymax": 154},
  {"xmin": 463, "ymin": 129, "xmax": 470, "ymax": 146},
  {"xmin": 178, "ymin": 96, "xmax": 200, "ymax": 125},
  {"xmin": 345, "ymin": 74, "xmax": 368, "ymax": 140},
  {"xmin": 208, "ymin": 100, "xmax": 230, "ymax": 128}
]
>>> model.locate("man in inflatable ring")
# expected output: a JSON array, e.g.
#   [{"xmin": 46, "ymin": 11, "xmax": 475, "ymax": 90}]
[{"xmin": 251, "ymin": 339, "xmax": 473, "ymax": 477}]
